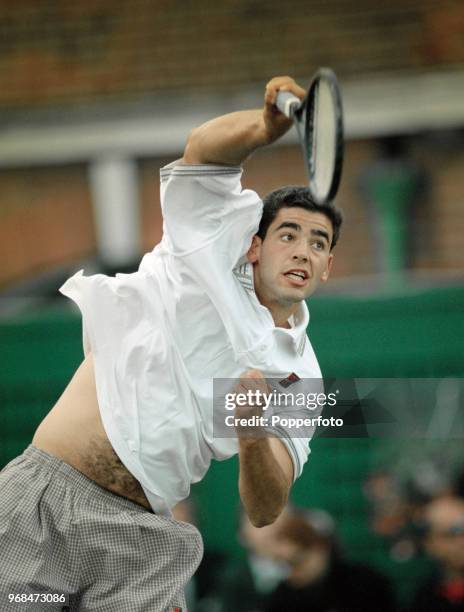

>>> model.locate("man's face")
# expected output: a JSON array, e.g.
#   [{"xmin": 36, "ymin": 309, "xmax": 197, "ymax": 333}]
[{"xmin": 247, "ymin": 207, "xmax": 334, "ymax": 312}]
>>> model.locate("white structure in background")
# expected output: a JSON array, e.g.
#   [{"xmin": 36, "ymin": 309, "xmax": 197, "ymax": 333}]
[{"xmin": 89, "ymin": 157, "xmax": 140, "ymax": 266}]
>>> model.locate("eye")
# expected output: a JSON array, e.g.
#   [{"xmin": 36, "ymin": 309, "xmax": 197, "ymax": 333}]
[
  {"xmin": 281, "ymin": 233, "xmax": 294, "ymax": 242},
  {"xmin": 312, "ymin": 240, "xmax": 326, "ymax": 251}
]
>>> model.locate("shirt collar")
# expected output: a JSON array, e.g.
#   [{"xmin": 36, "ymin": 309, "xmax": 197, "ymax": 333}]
[{"xmin": 233, "ymin": 259, "xmax": 309, "ymax": 356}]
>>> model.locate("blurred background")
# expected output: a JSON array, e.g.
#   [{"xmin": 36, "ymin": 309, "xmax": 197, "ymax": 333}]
[{"xmin": 1, "ymin": 1, "xmax": 463, "ymax": 610}]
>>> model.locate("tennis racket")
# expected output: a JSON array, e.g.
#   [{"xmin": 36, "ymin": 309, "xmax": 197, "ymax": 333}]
[{"xmin": 276, "ymin": 68, "xmax": 344, "ymax": 204}]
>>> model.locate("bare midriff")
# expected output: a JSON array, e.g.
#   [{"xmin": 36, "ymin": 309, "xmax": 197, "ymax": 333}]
[{"xmin": 32, "ymin": 353, "xmax": 151, "ymax": 511}]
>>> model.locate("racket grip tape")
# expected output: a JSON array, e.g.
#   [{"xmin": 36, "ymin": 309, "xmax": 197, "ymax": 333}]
[{"xmin": 275, "ymin": 91, "xmax": 301, "ymax": 118}]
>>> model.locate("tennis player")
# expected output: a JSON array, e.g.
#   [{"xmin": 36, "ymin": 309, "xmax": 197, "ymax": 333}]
[{"xmin": 0, "ymin": 76, "xmax": 342, "ymax": 611}]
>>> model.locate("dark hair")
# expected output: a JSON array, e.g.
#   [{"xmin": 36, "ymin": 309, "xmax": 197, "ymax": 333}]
[
  {"xmin": 257, "ymin": 185, "xmax": 343, "ymax": 249},
  {"xmin": 275, "ymin": 509, "xmax": 336, "ymax": 552}
]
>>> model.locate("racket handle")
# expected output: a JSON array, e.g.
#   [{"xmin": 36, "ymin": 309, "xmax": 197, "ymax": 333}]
[{"xmin": 275, "ymin": 91, "xmax": 301, "ymax": 118}]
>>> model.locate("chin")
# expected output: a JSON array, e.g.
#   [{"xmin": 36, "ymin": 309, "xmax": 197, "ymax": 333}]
[
  {"xmin": 278, "ymin": 282, "xmax": 316, "ymax": 303},
  {"xmin": 276, "ymin": 291, "xmax": 305, "ymax": 306}
]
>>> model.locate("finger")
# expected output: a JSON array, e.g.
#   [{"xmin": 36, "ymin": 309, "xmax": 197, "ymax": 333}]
[
  {"xmin": 265, "ymin": 76, "xmax": 306, "ymax": 104},
  {"xmin": 239, "ymin": 373, "xmax": 268, "ymax": 395},
  {"xmin": 279, "ymin": 82, "xmax": 306, "ymax": 100},
  {"xmin": 266, "ymin": 75, "xmax": 295, "ymax": 90},
  {"xmin": 235, "ymin": 379, "xmax": 266, "ymax": 395},
  {"xmin": 265, "ymin": 77, "xmax": 292, "ymax": 106},
  {"xmin": 264, "ymin": 82, "xmax": 288, "ymax": 106}
]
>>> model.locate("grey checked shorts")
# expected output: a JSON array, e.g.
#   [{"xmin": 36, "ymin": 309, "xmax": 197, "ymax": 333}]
[{"xmin": 0, "ymin": 446, "xmax": 203, "ymax": 611}]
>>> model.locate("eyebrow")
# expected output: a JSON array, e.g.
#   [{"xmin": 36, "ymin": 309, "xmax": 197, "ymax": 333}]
[{"xmin": 274, "ymin": 222, "xmax": 330, "ymax": 245}]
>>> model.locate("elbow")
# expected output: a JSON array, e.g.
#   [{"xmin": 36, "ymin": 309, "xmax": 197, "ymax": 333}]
[
  {"xmin": 247, "ymin": 501, "xmax": 286, "ymax": 528},
  {"xmin": 249, "ymin": 514, "xmax": 278, "ymax": 528},
  {"xmin": 241, "ymin": 484, "xmax": 290, "ymax": 528}
]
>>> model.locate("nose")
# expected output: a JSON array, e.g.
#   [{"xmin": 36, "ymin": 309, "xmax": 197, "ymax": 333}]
[{"xmin": 292, "ymin": 250, "xmax": 309, "ymax": 263}]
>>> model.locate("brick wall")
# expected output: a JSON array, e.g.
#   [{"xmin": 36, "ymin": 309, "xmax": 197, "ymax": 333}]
[
  {"xmin": 1, "ymin": 1, "xmax": 463, "ymax": 116},
  {"xmin": 1, "ymin": 2, "xmax": 463, "ymax": 289},
  {"xmin": 0, "ymin": 165, "xmax": 96, "ymax": 286}
]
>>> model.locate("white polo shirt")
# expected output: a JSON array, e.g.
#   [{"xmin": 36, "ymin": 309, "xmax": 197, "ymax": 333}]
[{"xmin": 60, "ymin": 164, "xmax": 322, "ymax": 515}]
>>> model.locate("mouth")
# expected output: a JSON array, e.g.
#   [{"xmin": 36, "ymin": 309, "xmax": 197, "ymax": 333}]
[{"xmin": 283, "ymin": 269, "xmax": 309, "ymax": 286}]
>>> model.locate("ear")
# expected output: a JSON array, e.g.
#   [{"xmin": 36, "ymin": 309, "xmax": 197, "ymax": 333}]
[
  {"xmin": 246, "ymin": 235, "xmax": 262, "ymax": 264},
  {"xmin": 321, "ymin": 253, "xmax": 334, "ymax": 282}
]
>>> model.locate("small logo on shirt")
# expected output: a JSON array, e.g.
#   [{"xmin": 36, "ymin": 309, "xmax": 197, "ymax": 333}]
[{"xmin": 279, "ymin": 372, "xmax": 301, "ymax": 388}]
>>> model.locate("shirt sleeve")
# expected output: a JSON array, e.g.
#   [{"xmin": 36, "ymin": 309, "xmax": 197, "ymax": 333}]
[
  {"xmin": 159, "ymin": 163, "xmax": 263, "ymax": 270},
  {"xmin": 266, "ymin": 377, "xmax": 326, "ymax": 482},
  {"xmin": 279, "ymin": 437, "xmax": 310, "ymax": 482}
]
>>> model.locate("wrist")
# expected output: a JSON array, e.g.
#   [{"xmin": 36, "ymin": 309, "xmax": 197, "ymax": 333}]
[{"xmin": 251, "ymin": 113, "xmax": 273, "ymax": 148}]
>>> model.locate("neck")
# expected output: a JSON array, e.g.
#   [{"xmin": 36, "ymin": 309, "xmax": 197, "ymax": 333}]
[
  {"xmin": 258, "ymin": 295, "xmax": 298, "ymax": 328},
  {"xmin": 273, "ymin": 311, "xmax": 293, "ymax": 328},
  {"xmin": 251, "ymin": 265, "xmax": 300, "ymax": 328}
]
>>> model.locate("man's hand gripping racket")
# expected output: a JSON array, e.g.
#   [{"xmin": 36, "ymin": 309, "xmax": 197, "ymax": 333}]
[{"xmin": 273, "ymin": 69, "xmax": 345, "ymax": 205}]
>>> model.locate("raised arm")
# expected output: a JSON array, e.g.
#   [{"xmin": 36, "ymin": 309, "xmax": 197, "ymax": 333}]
[{"xmin": 182, "ymin": 76, "xmax": 306, "ymax": 166}]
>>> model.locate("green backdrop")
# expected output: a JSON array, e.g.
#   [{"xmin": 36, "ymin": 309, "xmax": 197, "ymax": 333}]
[{"xmin": 1, "ymin": 286, "xmax": 463, "ymax": 603}]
